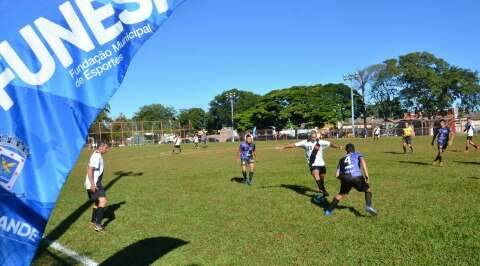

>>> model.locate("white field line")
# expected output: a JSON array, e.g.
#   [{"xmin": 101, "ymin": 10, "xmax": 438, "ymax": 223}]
[{"xmin": 43, "ymin": 239, "xmax": 99, "ymax": 266}]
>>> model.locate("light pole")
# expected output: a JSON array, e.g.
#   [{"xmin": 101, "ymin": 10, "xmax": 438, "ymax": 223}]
[
  {"xmin": 226, "ymin": 92, "xmax": 237, "ymax": 142},
  {"xmin": 343, "ymin": 73, "xmax": 357, "ymax": 137}
]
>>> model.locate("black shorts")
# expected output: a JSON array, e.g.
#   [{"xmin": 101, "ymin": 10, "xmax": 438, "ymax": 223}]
[
  {"xmin": 174, "ymin": 145, "xmax": 181, "ymax": 149},
  {"xmin": 467, "ymin": 136, "xmax": 473, "ymax": 141},
  {"xmin": 339, "ymin": 175, "xmax": 370, "ymax": 195},
  {"xmin": 403, "ymin": 136, "xmax": 412, "ymax": 145},
  {"xmin": 87, "ymin": 186, "xmax": 106, "ymax": 201},
  {"xmin": 310, "ymin": 166, "xmax": 326, "ymax": 174},
  {"xmin": 438, "ymin": 142, "xmax": 448, "ymax": 151},
  {"xmin": 241, "ymin": 158, "xmax": 255, "ymax": 166}
]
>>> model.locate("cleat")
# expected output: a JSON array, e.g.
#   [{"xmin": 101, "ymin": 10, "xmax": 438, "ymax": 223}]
[
  {"xmin": 324, "ymin": 210, "xmax": 333, "ymax": 216},
  {"xmin": 365, "ymin": 206, "xmax": 378, "ymax": 216},
  {"xmin": 432, "ymin": 161, "xmax": 437, "ymax": 166},
  {"xmin": 439, "ymin": 162, "xmax": 444, "ymax": 167},
  {"xmin": 94, "ymin": 224, "xmax": 105, "ymax": 232}
]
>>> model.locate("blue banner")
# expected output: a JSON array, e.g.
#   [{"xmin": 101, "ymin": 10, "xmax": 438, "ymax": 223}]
[{"xmin": 0, "ymin": 1, "xmax": 185, "ymax": 264}]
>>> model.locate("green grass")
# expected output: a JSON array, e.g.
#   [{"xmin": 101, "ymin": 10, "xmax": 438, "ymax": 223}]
[{"xmin": 33, "ymin": 136, "xmax": 480, "ymax": 265}]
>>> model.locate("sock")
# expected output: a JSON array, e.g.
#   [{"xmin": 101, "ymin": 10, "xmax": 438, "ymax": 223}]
[
  {"xmin": 328, "ymin": 198, "xmax": 340, "ymax": 212},
  {"xmin": 242, "ymin": 171, "xmax": 247, "ymax": 180},
  {"xmin": 410, "ymin": 146, "xmax": 414, "ymax": 152},
  {"xmin": 403, "ymin": 146, "xmax": 406, "ymax": 153},
  {"xmin": 438, "ymin": 155, "xmax": 442, "ymax": 163},
  {"xmin": 434, "ymin": 153, "xmax": 440, "ymax": 162},
  {"xmin": 249, "ymin": 172, "xmax": 254, "ymax": 181},
  {"xmin": 365, "ymin": 192, "xmax": 372, "ymax": 207},
  {"xmin": 95, "ymin": 207, "xmax": 105, "ymax": 226},
  {"xmin": 91, "ymin": 208, "xmax": 97, "ymax": 223},
  {"xmin": 315, "ymin": 179, "xmax": 327, "ymax": 194}
]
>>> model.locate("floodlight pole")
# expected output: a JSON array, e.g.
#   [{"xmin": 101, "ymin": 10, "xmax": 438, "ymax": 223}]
[
  {"xmin": 227, "ymin": 92, "xmax": 236, "ymax": 143},
  {"xmin": 343, "ymin": 73, "xmax": 357, "ymax": 137}
]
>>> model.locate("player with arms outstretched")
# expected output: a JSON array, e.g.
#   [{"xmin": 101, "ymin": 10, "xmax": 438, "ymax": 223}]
[
  {"xmin": 325, "ymin": 143, "xmax": 377, "ymax": 216},
  {"xmin": 432, "ymin": 119, "xmax": 453, "ymax": 167},
  {"xmin": 283, "ymin": 130, "xmax": 342, "ymax": 200}
]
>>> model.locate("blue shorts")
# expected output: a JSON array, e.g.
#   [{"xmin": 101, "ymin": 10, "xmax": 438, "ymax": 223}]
[{"xmin": 437, "ymin": 142, "xmax": 448, "ymax": 150}]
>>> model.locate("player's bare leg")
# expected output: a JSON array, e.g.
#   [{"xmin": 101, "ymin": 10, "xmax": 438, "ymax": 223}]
[{"xmin": 311, "ymin": 170, "xmax": 328, "ymax": 197}]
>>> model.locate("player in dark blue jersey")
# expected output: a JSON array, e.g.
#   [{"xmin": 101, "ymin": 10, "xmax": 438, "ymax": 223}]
[
  {"xmin": 432, "ymin": 119, "xmax": 453, "ymax": 167},
  {"xmin": 238, "ymin": 134, "xmax": 256, "ymax": 185},
  {"xmin": 325, "ymin": 143, "xmax": 377, "ymax": 216}
]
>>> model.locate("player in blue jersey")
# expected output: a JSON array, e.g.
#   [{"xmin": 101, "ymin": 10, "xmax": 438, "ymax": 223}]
[
  {"xmin": 432, "ymin": 119, "xmax": 453, "ymax": 167},
  {"xmin": 238, "ymin": 134, "xmax": 256, "ymax": 185},
  {"xmin": 325, "ymin": 143, "xmax": 377, "ymax": 216}
]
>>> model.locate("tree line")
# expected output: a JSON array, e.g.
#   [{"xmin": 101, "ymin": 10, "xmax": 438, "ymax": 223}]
[{"xmin": 96, "ymin": 52, "xmax": 480, "ymax": 132}]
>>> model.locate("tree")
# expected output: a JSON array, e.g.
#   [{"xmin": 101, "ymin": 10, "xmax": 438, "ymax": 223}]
[
  {"xmin": 346, "ymin": 64, "xmax": 384, "ymax": 130},
  {"xmin": 370, "ymin": 59, "xmax": 404, "ymax": 120},
  {"xmin": 132, "ymin": 104, "xmax": 176, "ymax": 121},
  {"xmin": 234, "ymin": 84, "xmax": 363, "ymax": 131},
  {"xmin": 178, "ymin": 108, "xmax": 207, "ymax": 130},
  {"xmin": 397, "ymin": 52, "xmax": 480, "ymax": 117},
  {"xmin": 94, "ymin": 104, "xmax": 112, "ymax": 123},
  {"xmin": 207, "ymin": 89, "xmax": 262, "ymax": 130}
]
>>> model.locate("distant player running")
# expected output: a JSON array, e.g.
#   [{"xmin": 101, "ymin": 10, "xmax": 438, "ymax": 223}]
[
  {"xmin": 325, "ymin": 143, "xmax": 377, "ymax": 216},
  {"xmin": 172, "ymin": 135, "xmax": 182, "ymax": 154},
  {"xmin": 464, "ymin": 117, "xmax": 478, "ymax": 152},
  {"xmin": 402, "ymin": 122, "xmax": 414, "ymax": 153},
  {"xmin": 432, "ymin": 119, "xmax": 453, "ymax": 167},
  {"xmin": 238, "ymin": 135, "xmax": 256, "ymax": 185},
  {"xmin": 283, "ymin": 130, "xmax": 342, "ymax": 199}
]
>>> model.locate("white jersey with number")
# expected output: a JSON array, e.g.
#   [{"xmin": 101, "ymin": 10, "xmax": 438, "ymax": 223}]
[
  {"xmin": 295, "ymin": 139, "xmax": 331, "ymax": 167},
  {"xmin": 84, "ymin": 151, "xmax": 104, "ymax": 189}
]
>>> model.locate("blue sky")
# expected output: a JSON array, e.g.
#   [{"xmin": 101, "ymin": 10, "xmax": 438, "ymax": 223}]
[{"xmin": 110, "ymin": 0, "xmax": 480, "ymax": 117}]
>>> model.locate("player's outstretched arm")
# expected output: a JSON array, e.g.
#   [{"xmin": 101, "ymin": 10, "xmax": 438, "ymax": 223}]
[
  {"xmin": 283, "ymin": 143, "xmax": 297, "ymax": 149},
  {"xmin": 360, "ymin": 157, "xmax": 370, "ymax": 182},
  {"xmin": 329, "ymin": 142, "xmax": 343, "ymax": 150}
]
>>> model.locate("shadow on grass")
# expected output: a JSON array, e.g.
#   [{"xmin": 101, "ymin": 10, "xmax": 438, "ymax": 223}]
[
  {"xmin": 103, "ymin": 201, "xmax": 126, "ymax": 228},
  {"xmin": 384, "ymin": 151, "xmax": 405, "ymax": 155},
  {"xmin": 398, "ymin": 160, "xmax": 430, "ymax": 166},
  {"xmin": 466, "ymin": 176, "xmax": 480, "ymax": 180},
  {"xmin": 37, "ymin": 171, "xmax": 143, "ymax": 255},
  {"xmin": 230, "ymin": 177, "xmax": 246, "ymax": 184},
  {"xmin": 264, "ymin": 184, "xmax": 366, "ymax": 217},
  {"xmin": 454, "ymin": 161, "xmax": 480, "ymax": 165},
  {"xmin": 100, "ymin": 237, "xmax": 188, "ymax": 266}
]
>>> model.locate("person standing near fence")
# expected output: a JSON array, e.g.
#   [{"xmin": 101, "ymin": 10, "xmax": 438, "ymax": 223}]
[
  {"xmin": 85, "ymin": 142, "xmax": 109, "ymax": 232},
  {"xmin": 172, "ymin": 135, "xmax": 182, "ymax": 154},
  {"xmin": 402, "ymin": 122, "xmax": 415, "ymax": 153},
  {"xmin": 373, "ymin": 126, "xmax": 381, "ymax": 141},
  {"xmin": 464, "ymin": 117, "xmax": 478, "ymax": 152},
  {"xmin": 193, "ymin": 134, "xmax": 199, "ymax": 149}
]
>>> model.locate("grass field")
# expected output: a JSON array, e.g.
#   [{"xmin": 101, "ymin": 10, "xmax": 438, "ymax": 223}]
[{"xmin": 32, "ymin": 136, "xmax": 480, "ymax": 265}]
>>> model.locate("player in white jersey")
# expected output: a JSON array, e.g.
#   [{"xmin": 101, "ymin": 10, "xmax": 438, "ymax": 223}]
[
  {"xmin": 172, "ymin": 135, "xmax": 182, "ymax": 154},
  {"xmin": 193, "ymin": 134, "xmax": 199, "ymax": 149},
  {"xmin": 283, "ymin": 130, "xmax": 342, "ymax": 199},
  {"xmin": 464, "ymin": 117, "xmax": 478, "ymax": 152},
  {"xmin": 85, "ymin": 142, "xmax": 109, "ymax": 232}
]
